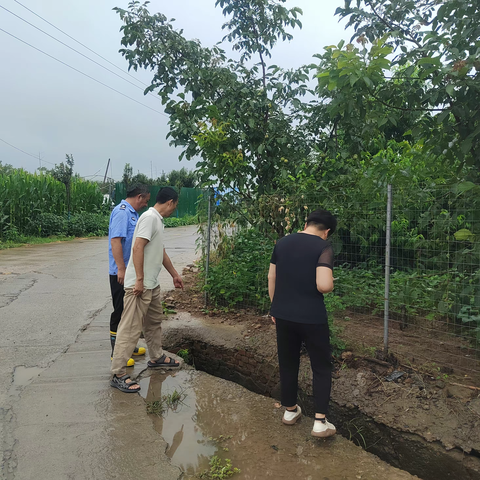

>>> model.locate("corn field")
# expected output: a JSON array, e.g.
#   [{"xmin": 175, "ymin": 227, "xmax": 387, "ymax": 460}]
[{"xmin": 0, "ymin": 170, "xmax": 105, "ymax": 239}]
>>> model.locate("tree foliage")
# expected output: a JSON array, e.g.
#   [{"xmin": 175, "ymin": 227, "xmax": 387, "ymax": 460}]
[
  {"xmin": 50, "ymin": 154, "xmax": 75, "ymax": 213},
  {"xmin": 0, "ymin": 161, "xmax": 15, "ymax": 175},
  {"xmin": 114, "ymin": 0, "xmax": 310, "ymax": 197},
  {"xmin": 122, "ymin": 162, "xmax": 133, "ymax": 188},
  {"xmin": 324, "ymin": 0, "xmax": 480, "ymax": 168},
  {"xmin": 121, "ymin": 162, "xmax": 198, "ymax": 190}
]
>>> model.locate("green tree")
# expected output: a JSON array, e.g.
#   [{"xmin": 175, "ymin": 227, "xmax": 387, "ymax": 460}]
[
  {"xmin": 114, "ymin": 0, "xmax": 310, "ymax": 200},
  {"xmin": 51, "ymin": 154, "xmax": 75, "ymax": 214},
  {"xmin": 131, "ymin": 171, "xmax": 153, "ymax": 186},
  {"xmin": 167, "ymin": 167, "xmax": 198, "ymax": 189},
  {"xmin": 122, "ymin": 162, "xmax": 133, "ymax": 188},
  {"xmin": 324, "ymin": 0, "xmax": 480, "ymax": 169},
  {"xmin": 0, "ymin": 161, "xmax": 15, "ymax": 175}
]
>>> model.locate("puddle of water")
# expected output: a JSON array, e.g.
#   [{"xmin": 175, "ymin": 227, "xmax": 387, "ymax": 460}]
[
  {"xmin": 13, "ymin": 365, "xmax": 44, "ymax": 387},
  {"xmin": 139, "ymin": 369, "xmax": 414, "ymax": 480},
  {"xmin": 139, "ymin": 371, "xmax": 216, "ymax": 476}
]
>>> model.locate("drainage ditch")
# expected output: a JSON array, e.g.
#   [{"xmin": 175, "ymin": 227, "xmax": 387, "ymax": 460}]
[{"xmin": 162, "ymin": 331, "xmax": 480, "ymax": 480}]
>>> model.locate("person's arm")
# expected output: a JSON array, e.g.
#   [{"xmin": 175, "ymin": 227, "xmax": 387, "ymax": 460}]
[
  {"xmin": 268, "ymin": 263, "xmax": 276, "ymax": 302},
  {"xmin": 163, "ymin": 249, "xmax": 184, "ymax": 290},
  {"xmin": 110, "ymin": 237, "xmax": 126, "ymax": 284},
  {"xmin": 316, "ymin": 245, "xmax": 334, "ymax": 293},
  {"xmin": 132, "ymin": 237, "xmax": 149, "ymax": 296},
  {"xmin": 316, "ymin": 267, "xmax": 334, "ymax": 293},
  {"xmin": 109, "ymin": 208, "xmax": 128, "ymax": 283},
  {"xmin": 268, "ymin": 263, "xmax": 277, "ymax": 324}
]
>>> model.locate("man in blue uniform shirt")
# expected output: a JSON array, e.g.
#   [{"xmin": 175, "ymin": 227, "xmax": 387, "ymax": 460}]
[{"xmin": 108, "ymin": 184, "xmax": 150, "ymax": 366}]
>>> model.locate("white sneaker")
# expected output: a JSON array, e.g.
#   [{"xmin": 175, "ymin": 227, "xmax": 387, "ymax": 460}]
[
  {"xmin": 282, "ymin": 405, "xmax": 302, "ymax": 425},
  {"xmin": 311, "ymin": 417, "xmax": 336, "ymax": 438}
]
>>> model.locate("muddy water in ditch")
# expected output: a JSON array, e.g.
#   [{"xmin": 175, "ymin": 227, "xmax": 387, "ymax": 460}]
[{"xmin": 139, "ymin": 369, "xmax": 416, "ymax": 480}]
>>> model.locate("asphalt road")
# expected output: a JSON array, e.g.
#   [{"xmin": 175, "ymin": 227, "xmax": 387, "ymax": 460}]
[{"xmin": 0, "ymin": 225, "xmax": 198, "ymax": 479}]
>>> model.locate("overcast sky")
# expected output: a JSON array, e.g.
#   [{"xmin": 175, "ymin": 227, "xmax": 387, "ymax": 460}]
[{"xmin": 0, "ymin": 0, "xmax": 352, "ymax": 181}]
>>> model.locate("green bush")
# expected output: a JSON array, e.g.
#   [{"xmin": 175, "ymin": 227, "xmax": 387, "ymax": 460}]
[
  {"xmin": 25, "ymin": 212, "xmax": 109, "ymax": 238},
  {"xmin": 164, "ymin": 214, "xmax": 197, "ymax": 228},
  {"xmin": 205, "ymin": 228, "xmax": 274, "ymax": 310},
  {"xmin": 28, "ymin": 213, "xmax": 66, "ymax": 237},
  {"xmin": 67, "ymin": 213, "xmax": 109, "ymax": 237}
]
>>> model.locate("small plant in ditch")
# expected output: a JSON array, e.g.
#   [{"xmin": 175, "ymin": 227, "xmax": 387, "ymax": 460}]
[
  {"xmin": 146, "ymin": 388, "xmax": 187, "ymax": 417},
  {"xmin": 177, "ymin": 348, "xmax": 191, "ymax": 363},
  {"xmin": 345, "ymin": 418, "xmax": 367, "ymax": 450},
  {"xmin": 198, "ymin": 456, "xmax": 240, "ymax": 479}
]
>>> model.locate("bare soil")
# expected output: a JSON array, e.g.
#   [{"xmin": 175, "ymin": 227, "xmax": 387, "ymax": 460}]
[{"xmin": 167, "ymin": 266, "xmax": 480, "ymax": 459}]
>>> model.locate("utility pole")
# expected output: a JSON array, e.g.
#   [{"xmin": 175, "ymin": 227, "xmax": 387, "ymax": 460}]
[
  {"xmin": 103, "ymin": 158, "xmax": 111, "ymax": 184},
  {"xmin": 150, "ymin": 160, "xmax": 153, "ymax": 179},
  {"xmin": 38, "ymin": 152, "xmax": 42, "ymax": 170}
]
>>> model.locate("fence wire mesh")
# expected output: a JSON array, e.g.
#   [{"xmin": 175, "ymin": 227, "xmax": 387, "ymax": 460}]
[
  {"xmin": 200, "ymin": 185, "xmax": 480, "ymax": 382},
  {"xmin": 114, "ymin": 183, "xmax": 204, "ymax": 217}
]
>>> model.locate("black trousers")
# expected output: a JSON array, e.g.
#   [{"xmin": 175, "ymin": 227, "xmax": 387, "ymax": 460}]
[
  {"xmin": 109, "ymin": 275, "xmax": 125, "ymax": 334},
  {"xmin": 275, "ymin": 318, "xmax": 332, "ymax": 414}
]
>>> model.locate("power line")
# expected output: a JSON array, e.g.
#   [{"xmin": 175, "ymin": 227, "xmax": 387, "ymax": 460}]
[
  {"xmin": 0, "ymin": 27, "xmax": 169, "ymax": 117},
  {"xmin": 14, "ymin": 0, "xmax": 150, "ymax": 90},
  {"xmin": 0, "ymin": 137, "xmax": 55, "ymax": 165},
  {"xmin": 0, "ymin": 4, "xmax": 161, "ymax": 102}
]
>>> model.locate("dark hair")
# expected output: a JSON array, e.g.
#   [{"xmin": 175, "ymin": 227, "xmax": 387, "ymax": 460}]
[
  {"xmin": 126, "ymin": 183, "xmax": 150, "ymax": 198},
  {"xmin": 156, "ymin": 186, "xmax": 179, "ymax": 204},
  {"xmin": 306, "ymin": 209, "xmax": 337, "ymax": 236}
]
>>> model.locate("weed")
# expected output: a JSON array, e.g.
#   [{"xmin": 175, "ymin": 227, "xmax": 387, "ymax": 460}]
[
  {"xmin": 146, "ymin": 399, "xmax": 166, "ymax": 416},
  {"xmin": 362, "ymin": 346, "xmax": 377, "ymax": 358},
  {"xmin": 345, "ymin": 419, "xmax": 367, "ymax": 450},
  {"xmin": 146, "ymin": 388, "xmax": 187, "ymax": 417},
  {"xmin": 177, "ymin": 348, "xmax": 190, "ymax": 361},
  {"xmin": 198, "ymin": 456, "xmax": 240, "ymax": 479},
  {"xmin": 162, "ymin": 301, "xmax": 177, "ymax": 315}
]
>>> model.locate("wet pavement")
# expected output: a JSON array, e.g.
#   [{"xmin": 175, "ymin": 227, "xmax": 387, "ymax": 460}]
[
  {"xmin": 139, "ymin": 369, "xmax": 417, "ymax": 480},
  {"xmin": 0, "ymin": 227, "xmax": 417, "ymax": 479},
  {"xmin": 0, "ymin": 226, "xmax": 197, "ymax": 479}
]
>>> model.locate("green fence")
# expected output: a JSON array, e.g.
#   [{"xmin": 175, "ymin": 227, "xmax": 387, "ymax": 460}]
[{"xmin": 114, "ymin": 184, "xmax": 204, "ymax": 217}]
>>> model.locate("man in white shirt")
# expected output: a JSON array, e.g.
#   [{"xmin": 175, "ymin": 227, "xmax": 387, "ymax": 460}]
[{"xmin": 110, "ymin": 187, "xmax": 184, "ymax": 393}]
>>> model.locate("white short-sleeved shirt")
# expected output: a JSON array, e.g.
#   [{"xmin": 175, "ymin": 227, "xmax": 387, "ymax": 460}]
[{"xmin": 124, "ymin": 207, "xmax": 164, "ymax": 289}]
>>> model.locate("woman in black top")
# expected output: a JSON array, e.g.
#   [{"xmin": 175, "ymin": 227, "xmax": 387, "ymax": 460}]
[{"xmin": 268, "ymin": 209, "xmax": 337, "ymax": 438}]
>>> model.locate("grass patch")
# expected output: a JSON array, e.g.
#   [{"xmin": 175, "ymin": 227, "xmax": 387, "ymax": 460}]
[
  {"xmin": 199, "ymin": 456, "xmax": 240, "ymax": 479},
  {"xmin": 0, "ymin": 235, "xmax": 76, "ymax": 250},
  {"xmin": 146, "ymin": 388, "xmax": 187, "ymax": 416}
]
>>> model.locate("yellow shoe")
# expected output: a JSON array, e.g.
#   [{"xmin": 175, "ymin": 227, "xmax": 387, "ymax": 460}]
[
  {"xmin": 111, "ymin": 357, "xmax": 135, "ymax": 367},
  {"xmin": 133, "ymin": 346, "xmax": 146, "ymax": 356}
]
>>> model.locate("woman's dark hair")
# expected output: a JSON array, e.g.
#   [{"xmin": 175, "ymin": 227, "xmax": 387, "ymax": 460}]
[
  {"xmin": 126, "ymin": 183, "xmax": 150, "ymax": 198},
  {"xmin": 156, "ymin": 186, "xmax": 179, "ymax": 204},
  {"xmin": 306, "ymin": 209, "xmax": 337, "ymax": 236}
]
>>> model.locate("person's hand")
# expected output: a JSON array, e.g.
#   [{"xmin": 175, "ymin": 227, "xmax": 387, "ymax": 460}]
[
  {"xmin": 133, "ymin": 279, "xmax": 144, "ymax": 296},
  {"xmin": 173, "ymin": 274, "xmax": 184, "ymax": 290},
  {"xmin": 271, "ymin": 315, "xmax": 276, "ymax": 325},
  {"xmin": 117, "ymin": 267, "xmax": 125, "ymax": 285}
]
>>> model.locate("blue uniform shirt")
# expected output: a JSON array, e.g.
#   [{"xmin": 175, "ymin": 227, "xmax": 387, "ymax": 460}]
[{"xmin": 108, "ymin": 200, "xmax": 139, "ymax": 275}]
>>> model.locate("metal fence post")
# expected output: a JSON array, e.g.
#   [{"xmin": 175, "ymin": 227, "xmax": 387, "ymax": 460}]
[
  {"xmin": 204, "ymin": 190, "xmax": 212, "ymax": 306},
  {"xmin": 384, "ymin": 184, "xmax": 393, "ymax": 353}
]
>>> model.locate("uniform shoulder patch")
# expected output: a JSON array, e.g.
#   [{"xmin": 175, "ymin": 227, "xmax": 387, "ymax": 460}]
[{"xmin": 119, "ymin": 204, "xmax": 126, "ymax": 210}]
